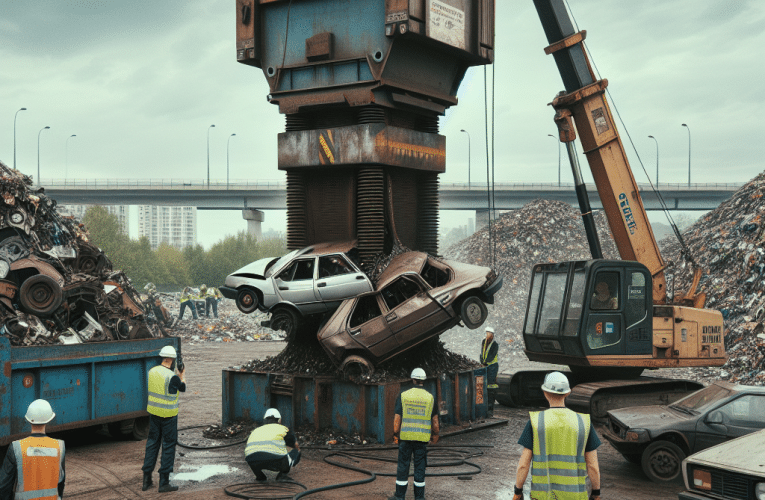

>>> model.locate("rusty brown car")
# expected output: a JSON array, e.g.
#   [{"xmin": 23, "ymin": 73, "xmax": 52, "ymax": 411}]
[{"xmin": 317, "ymin": 251, "xmax": 502, "ymax": 374}]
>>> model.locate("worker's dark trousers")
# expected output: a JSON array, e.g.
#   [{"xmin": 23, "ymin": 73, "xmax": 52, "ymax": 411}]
[
  {"xmin": 395, "ymin": 440, "xmax": 427, "ymax": 499},
  {"xmin": 205, "ymin": 298, "xmax": 218, "ymax": 318},
  {"xmin": 247, "ymin": 449, "xmax": 301, "ymax": 480},
  {"xmin": 142, "ymin": 415, "xmax": 178, "ymax": 475},
  {"xmin": 178, "ymin": 301, "xmax": 197, "ymax": 320},
  {"xmin": 486, "ymin": 363, "xmax": 498, "ymax": 412}
]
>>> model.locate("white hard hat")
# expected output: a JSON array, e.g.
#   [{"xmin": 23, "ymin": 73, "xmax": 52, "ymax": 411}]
[
  {"xmin": 159, "ymin": 346, "xmax": 177, "ymax": 359},
  {"xmin": 541, "ymin": 371, "xmax": 571, "ymax": 395},
  {"xmin": 485, "ymin": 326, "xmax": 495, "ymax": 333},
  {"xmin": 410, "ymin": 368, "xmax": 426, "ymax": 380},
  {"xmin": 264, "ymin": 408, "xmax": 281, "ymax": 420},
  {"xmin": 25, "ymin": 399, "xmax": 55, "ymax": 424}
]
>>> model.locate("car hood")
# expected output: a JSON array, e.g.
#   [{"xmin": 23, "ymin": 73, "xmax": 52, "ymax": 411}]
[
  {"xmin": 687, "ymin": 428, "xmax": 765, "ymax": 476},
  {"xmin": 608, "ymin": 405, "xmax": 691, "ymax": 429},
  {"xmin": 229, "ymin": 256, "xmax": 279, "ymax": 278}
]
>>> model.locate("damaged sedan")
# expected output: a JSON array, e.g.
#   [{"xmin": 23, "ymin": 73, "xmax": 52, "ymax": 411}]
[{"xmin": 317, "ymin": 251, "xmax": 502, "ymax": 374}]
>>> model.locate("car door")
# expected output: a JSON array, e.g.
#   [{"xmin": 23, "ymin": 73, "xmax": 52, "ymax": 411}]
[
  {"xmin": 316, "ymin": 254, "xmax": 372, "ymax": 302},
  {"xmin": 694, "ymin": 395, "xmax": 765, "ymax": 452},
  {"xmin": 380, "ymin": 275, "xmax": 450, "ymax": 347},
  {"xmin": 273, "ymin": 257, "xmax": 321, "ymax": 310},
  {"xmin": 346, "ymin": 294, "xmax": 398, "ymax": 358}
]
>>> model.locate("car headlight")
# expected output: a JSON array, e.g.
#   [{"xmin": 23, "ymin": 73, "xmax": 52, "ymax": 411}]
[
  {"xmin": 692, "ymin": 468, "xmax": 711, "ymax": 491},
  {"xmin": 0, "ymin": 259, "xmax": 9, "ymax": 279},
  {"xmin": 625, "ymin": 428, "xmax": 650, "ymax": 443},
  {"xmin": 756, "ymin": 482, "xmax": 765, "ymax": 500}
]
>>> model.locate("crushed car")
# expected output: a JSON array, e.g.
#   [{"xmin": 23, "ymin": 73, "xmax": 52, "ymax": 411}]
[
  {"xmin": 221, "ymin": 241, "xmax": 374, "ymax": 335},
  {"xmin": 678, "ymin": 427, "xmax": 765, "ymax": 500},
  {"xmin": 317, "ymin": 250, "xmax": 503, "ymax": 374},
  {"xmin": 602, "ymin": 382, "xmax": 765, "ymax": 484},
  {"xmin": 0, "ymin": 159, "xmax": 170, "ymax": 345}
]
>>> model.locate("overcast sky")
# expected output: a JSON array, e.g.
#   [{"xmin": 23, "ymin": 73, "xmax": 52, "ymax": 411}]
[{"xmin": 2, "ymin": 1, "xmax": 764, "ymax": 246}]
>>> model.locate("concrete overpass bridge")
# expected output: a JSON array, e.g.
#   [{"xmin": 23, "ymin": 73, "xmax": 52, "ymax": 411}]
[{"xmin": 43, "ymin": 178, "xmax": 739, "ymax": 236}]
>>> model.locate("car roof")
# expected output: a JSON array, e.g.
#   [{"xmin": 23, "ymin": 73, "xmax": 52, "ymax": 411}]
[
  {"xmin": 711, "ymin": 381, "xmax": 765, "ymax": 394},
  {"xmin": 299, "ymin": 240, "xmax": 358, "ymax": 257},
  {"xmin": 376, "ymin": 252, "xmax": 428, "ymax": 289}
]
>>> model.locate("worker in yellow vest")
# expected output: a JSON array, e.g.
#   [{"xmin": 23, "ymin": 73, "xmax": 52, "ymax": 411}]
[
  {"xmin": 244, "ymin": 409, "xmax": 301, "ymax": 481},
  {"xmin": 0, "ymin": 399, "xmax": 65, "ymax": 500},
  {"xmin": 512, "ymin": 372, "xmax": 602, "ymax": 500},
  {"xmin": 178, "ymin": 286, "xmax": 198, "ymax": 320},
  {"xmin": 389, "ymin": 368, "xmax": 439, "ymax": 500},
  {"xmin": 480, "ymin": 325, "xmax": 499, "ymax": 416},
  {"xmin": 142, "ymin": 345, "xmax": 186, "ymax": 493}
]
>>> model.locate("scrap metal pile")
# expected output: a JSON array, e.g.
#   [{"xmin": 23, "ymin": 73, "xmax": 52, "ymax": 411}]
[
  {"xmin": 661, "ymin": 172, "xmax": 765, "ymax": 385},
  {"xmin": 440, "ymin": 199, "xmax": 619, "ymax": 361},
  {"xmin": 0, "ymin": 161, "xmax": 166, "ymax": 346}
]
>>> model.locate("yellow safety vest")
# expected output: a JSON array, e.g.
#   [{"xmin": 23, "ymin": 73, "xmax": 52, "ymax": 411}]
[
  {"xmin": 399, "ymin": 387, "xmax": 434, "ymax": 443},
  {"xmin": 481, "ymin": 340, "xmax": 498, "ymax": 365},
  {"xmin": 530, "ymin": 408, "xmax": 590, "ymax": 500},
  {"xmin": 147, "ymin": 365, "xmax": 179, "ymax": 418},
  {"xmin": 12, "ymin": 435, "xmax": 64, "ymax": 500},
  {"xmin": 245, "ymin": 424, "xmax": 289, "ymax": 458},
  {"xmin": 180, "ymin": 291, "xmax": 192, "ymax": 303}
]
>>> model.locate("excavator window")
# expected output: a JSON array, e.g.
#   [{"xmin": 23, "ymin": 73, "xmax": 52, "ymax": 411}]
[
  {"xmin": 591, "ymin": 272, "xmax": 619, "ymax": 310},
  {"xmin": 537, "ymin": 272, "xmax": 567, "ymax": 336},
  {"xmin": 563, "ymin": 269, "xmax": 586, "ymax": 336}
]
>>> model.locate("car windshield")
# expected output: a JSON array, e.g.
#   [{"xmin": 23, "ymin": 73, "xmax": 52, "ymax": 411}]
[
  {"xmin": 671, "ymin": 384, "xmax": 735, "ymax": 413},
  {"xmin": 265, "ymin": 249, "xmax": 302, "ymax": 278}
]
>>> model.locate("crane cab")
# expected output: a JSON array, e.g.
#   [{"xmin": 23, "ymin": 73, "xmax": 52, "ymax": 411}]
[{"xmin": 522, "ymin": 260, "xmax": 727, "ymax": 371}]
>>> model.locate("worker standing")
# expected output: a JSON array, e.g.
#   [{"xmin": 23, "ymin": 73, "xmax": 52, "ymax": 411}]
[
  {"xmin": 512, "ymin": 372, "xmax": 602, "ymax": 500},
  {"xmin": 197, "ymin": 285, "xmax": 208, "ymax": 318},
  {"xmin": 178, "ymin": 286, "xmax": 198, "ymax": 320},
  {"xmin": 389, "ymin": 368, "xmax": 439, "ymax": 500},
  {"xmin": 205, "ymin": 286, "xmax": 222, "ymax": 319},
  {"xmin": 0, "ymin": 400, "xmax": 65, "ymax": 500},
  {"xmin": 480, "ymin": 326, "xmax": 499, "ymax": 416},
  {"xmin": 244, "ymin": 409, "xmax": 301, "ymax": 481},
  {"xmin": 142, "ymin": 345, "xmax": 186, "ymax": 493}
]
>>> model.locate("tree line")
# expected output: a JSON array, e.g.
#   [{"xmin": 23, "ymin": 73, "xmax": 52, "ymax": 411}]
[{"xmin": 82, "ymin": 206, "xmax": 286, "ymax": 290}]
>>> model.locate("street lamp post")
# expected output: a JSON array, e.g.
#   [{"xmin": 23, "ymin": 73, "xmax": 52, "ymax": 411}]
[
  {"xmin": 460, "ymin": 129, "xmax": 471, "ymax": 189},
  {"xmin": 548, "ymin": 134, "xmax": 561, "ymax": 186},
  {"xmin": 207, "ymin": 124, "xmax": 216, "ymax": 189},
  {"xmin": 227, "ymin": 133, "xmax": 236, "ymax": 189},
  {"xmin": 65, "ymin": 135, "xmax": 77, "ymax": 180},
  {"xmin": 37, "ymin": 126, "xmax": 50, "ymax": 186},
  {"xmin": 682, "ymin": 123, "xmax": 691, "ymax": 186},
  {"xmin": 14, "ymin": 107, "xmax": 28, "ymax": 171},
  {"xmin": 648, "ymin": 135, "xmax": 659, "ymax": 185}
]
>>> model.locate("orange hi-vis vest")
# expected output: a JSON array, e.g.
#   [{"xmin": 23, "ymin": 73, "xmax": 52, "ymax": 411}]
[{"xmin": 11, "ymin": 435, "xmax": 64, "ymax": 500}]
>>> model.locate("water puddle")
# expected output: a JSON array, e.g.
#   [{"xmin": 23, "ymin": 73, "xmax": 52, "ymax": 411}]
[{"xmin": 172, "ymin": 464, "xmax": 237, "ymax": 482}]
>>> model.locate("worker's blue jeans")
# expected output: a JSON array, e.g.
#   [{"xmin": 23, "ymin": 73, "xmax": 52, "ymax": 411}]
[
  {"xmin": 205, "ymin": 297, "xmax": 218, "ymax": 318},
  {"xmin": 142, "ymin": 415, "xmax": 178, "ymax": 475},
  {"xmin": 178, "ymin": 301, "xmax": 197, "ymax": 320},
  {"xmin": 395, "ymin": 440, "xmax": 427, "ymax": 499}
]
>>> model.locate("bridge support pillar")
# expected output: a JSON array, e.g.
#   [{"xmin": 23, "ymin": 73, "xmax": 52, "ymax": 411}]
[
  {"xmin": 475, "ymin": 209, "xmax": 496, "ymax": 230},
  {"xmin": 242, "ymin": 209, "xmax": 264, "ymax": 240}
]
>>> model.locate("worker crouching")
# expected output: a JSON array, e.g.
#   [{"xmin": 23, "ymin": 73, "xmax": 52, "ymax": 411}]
[
  {"xmin": 390, "ymin": 368, "xmax": 439, "ymax": 500},
  {"xmin": 245, "ymin": 409, "xmax": 301, "ymax": 481},
  {"xmin": 142, "ymin": 345, "xmax": 187, "ymax": 493},
  {"xmin": 0, "ymin": 399, "xmax": 66, "ymax": 499}
]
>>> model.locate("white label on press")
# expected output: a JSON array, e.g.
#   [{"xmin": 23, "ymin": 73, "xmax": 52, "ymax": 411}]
[{"xmin": 427, "ymin": 0, "xmax": 466, "ymax": 50}]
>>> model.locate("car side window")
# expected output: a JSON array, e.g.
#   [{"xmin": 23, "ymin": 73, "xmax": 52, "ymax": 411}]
[
  {"xmin": 381, "ymin": 277, "xmax": 422, "ymax": 310},
  {"xmin": 319, "ymin": 255, "xmax": 354, "ymax": 278},
  {"xmin": 292, "ymin": 259, "xmax": 315, "ymax": 281},
  {"xmin": 350, "ymin": 295, "xmax": 382, "ymax": 328},
  {"xmin": 276, "ymin": 262, "xmax": 297, "ymax": 282},
  {"xmin": 716, "ymin": 395, "xmax": 765, "ymax": 427},
  {"xmin": 421, "ymin": 262, "xmax": 449, "ymax": 288}
]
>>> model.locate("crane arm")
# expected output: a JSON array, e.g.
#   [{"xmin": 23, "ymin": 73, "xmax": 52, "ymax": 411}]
[{"xmin": 533, "ymin": 0, "xmax": 668, "ymax": 304}]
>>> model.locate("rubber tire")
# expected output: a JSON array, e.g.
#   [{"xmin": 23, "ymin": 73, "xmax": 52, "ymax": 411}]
[
  {"xmin": 460, "ymin": 295, "xmax": 488, "ymax": 329},
  {"xmin": 131, "ymin": 416, "xmax": 150, "ymax": 441},
  {"xmin": 270, "ymin": 307, "xmax": 300, "ymax": 341},
  {"xmin": 19, "ymin": 274, "xmax": 63, "ymax": 316},
  {"xmin": 641, "ymin": 440, "xmax": 686, "ymax": 483},
  {"xmin": 236, "ymin": 288, "xmax": 259, "ymax": 314},
  {"xmin": 341, "ymin": 354, "xmax": 375, "ymax": 378}
]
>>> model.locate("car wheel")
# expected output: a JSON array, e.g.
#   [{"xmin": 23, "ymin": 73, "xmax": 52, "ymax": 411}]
[
  {"xmin": 270, "ymin": 308, "xmax": 300, "ymax": 341},
  {"xmin": 460, "ymin": 296, "xmax": 488, "ymax": 329},
  {"xmin": 341, "ymin": 354, "xmax": 375, "ymax": 378},
  {"xmin": 236, "ymin": 288, "xmax": 259, "ymax": 314},
  {"xmin": 641, "ymin": 440, "xmax": 685, "ymax": 483},
  {"xmin": 130, "ymin": 416, "xmax": 150, "ymax": 441},
  {"xmin": 19, "ymin": 275, "xmax": 63, "ymax": 316}
]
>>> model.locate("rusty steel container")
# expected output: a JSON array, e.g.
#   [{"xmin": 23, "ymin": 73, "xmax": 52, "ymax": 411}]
[
  {"xmin": 236, "ymin": 0, "xmax": 495, "ymax": 263},
  {"xmin": 222, "ymin": 366, "xmax": 489, "ymax": 443}
]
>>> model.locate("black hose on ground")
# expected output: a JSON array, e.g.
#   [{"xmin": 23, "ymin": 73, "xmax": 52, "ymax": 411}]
[{"xmin": 177, "ymin": 425, "xmax": 248, "ymax": 450}]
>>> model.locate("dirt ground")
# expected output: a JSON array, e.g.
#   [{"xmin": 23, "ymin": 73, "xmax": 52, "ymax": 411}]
[{"xmin": 55, "ymin": 341, "xmax": 688, "ymax": 499}]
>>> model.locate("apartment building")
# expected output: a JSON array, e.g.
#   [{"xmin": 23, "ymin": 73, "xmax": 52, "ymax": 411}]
[
  {"xmin": 137, "ymin": 206, "xmax": 197, "ymax": 250},
  {"xmin": 58, "ymin": 204, "xmax": 130, "ymax": 235}
]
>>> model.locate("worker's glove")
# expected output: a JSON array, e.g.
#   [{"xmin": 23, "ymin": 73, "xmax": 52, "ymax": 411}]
[
  {"xmin": 589, "ymin": 489, "xmax": 601, "ymax": 500},
  {"xmin": 512, "ymin": 494, "xmax": 523, "ymax": 500},
  {"xmin": 513, "ymin": 485, "xmax": 523, "ymax": 499},
  {"xmin": 393, "ymin": 435, "xmax": 399, "ymax": 444},
  {"xmin": 589, "ymin": 496, "xmax": 601, "ymax": 500}
]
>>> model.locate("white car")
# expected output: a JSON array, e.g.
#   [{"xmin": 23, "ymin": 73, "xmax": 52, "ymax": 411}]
[{"xmin": 220, "ymin": 241, "xmax": 373, "ymax": 336}]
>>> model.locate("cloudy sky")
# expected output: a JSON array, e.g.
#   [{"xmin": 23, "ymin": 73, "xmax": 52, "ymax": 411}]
[{"xmin": 2, "ymin": 1, "xmax": 764, "ymax": 246}]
